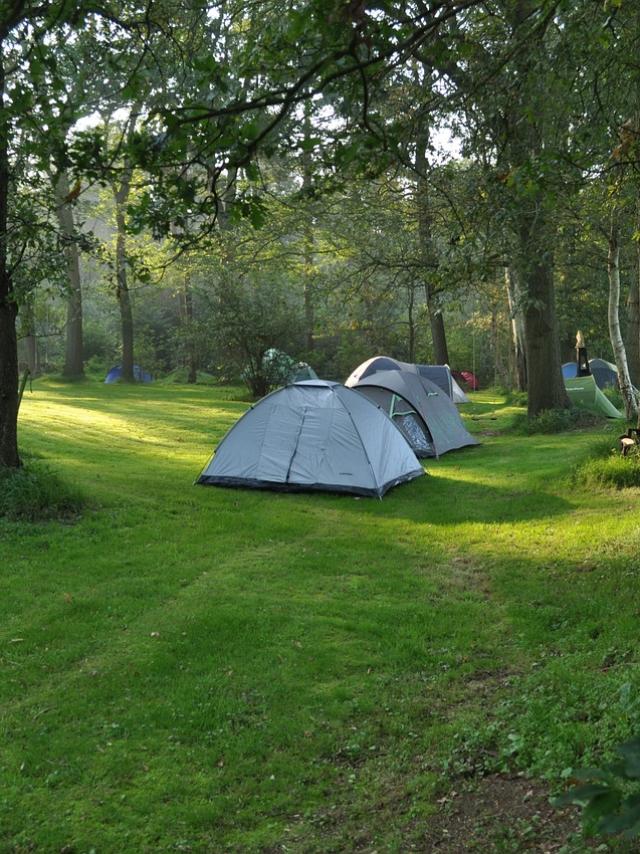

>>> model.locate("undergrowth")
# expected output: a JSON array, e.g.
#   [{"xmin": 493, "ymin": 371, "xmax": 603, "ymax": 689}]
[
  {"xmin": 513, "ymin": 407, "xmax": 604, "ymax": 435},
  {"xmin": 0, "ymin": 457, "xmax": 83, "ymax": 521},
  {"xmin": 159, "ymin": 367, "xmax": 218, "ymax": 385},
  {"xmin": 504, "ymin": 388, "xmax": 528, "ymax": 406},
  {"xmin": 581, "ymin": 453, "xmax": 640, "ymax": 489},
  {"xmin": 575, "ymin": 436, "xmax": 640, "ymax": 490}
]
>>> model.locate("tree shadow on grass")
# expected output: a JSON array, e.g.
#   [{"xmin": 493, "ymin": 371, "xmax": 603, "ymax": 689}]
[
  {"xmin": 298, "ymin": 469, "xmax": 572, "ymax": 527},
  {"xmin": 183, "ymin": 468, "xmax": 573, "ymax": 529}
]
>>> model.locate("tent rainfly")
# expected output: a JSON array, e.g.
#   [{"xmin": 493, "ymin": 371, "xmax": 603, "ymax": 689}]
[
  {"xmin": 564, "ymin": 375, "xmax": 624, "ymax": 418},
  {"xmin": 345, "ymin": 356, "xmax": 469, "ymax": 404},
  {"xmin": 352, "ymin": 370, "xmax": 478, "ymax": 458},
  {"xmin": 196, "ymin": 380, "xmax": 424, "ymax": 497}
]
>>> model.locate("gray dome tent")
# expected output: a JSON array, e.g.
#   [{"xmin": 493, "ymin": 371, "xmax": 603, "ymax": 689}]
[
  {"xmin": 588, "ymin": 358, "xmax": 619, "ymax": 389},
  {"xmin": 346, "ymin": 355, "xmax": 406, "ymax": 385},
  {"xmin": 415, "ymin": 364, "xmax": 469, "ymax": 404},
  {"xmin": 345, "ymin": 356, "xmax": 469, "ymax": 404},
  {"xmin": 353, "ymin": 370, "xmax": 478, "ymax": 458},
  {"xmin": 196, "ymin": 380, "xmax": 424, "ymax": 498}
]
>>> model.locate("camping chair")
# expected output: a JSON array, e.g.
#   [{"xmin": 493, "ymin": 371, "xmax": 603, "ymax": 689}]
[{"xmin": 619, "ymin": 428, "xmax": 640, "ymax": 456}]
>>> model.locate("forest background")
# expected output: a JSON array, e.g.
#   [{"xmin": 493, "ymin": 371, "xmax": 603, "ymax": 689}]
[{"xmin": 4, "ymin": 0, "xmax": 640, "ymax": 466}]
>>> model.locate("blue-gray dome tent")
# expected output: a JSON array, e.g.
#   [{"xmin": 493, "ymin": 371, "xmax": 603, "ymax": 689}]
[
  {"xmin": 196, "ymin": 380, "xmax": 424, "ymax": 498},
  {"xmin": 345, "ymin": 356, "xmax": 469, "ymax": 403},
  {"xmin": 352, "ymin": 369, "xmax": 478, "ymax": 458}
]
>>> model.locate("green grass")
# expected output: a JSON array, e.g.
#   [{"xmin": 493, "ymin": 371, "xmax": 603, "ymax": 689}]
[{"xmin": 1, "ymin": 380, "xmax": 639, "ymax": 851}]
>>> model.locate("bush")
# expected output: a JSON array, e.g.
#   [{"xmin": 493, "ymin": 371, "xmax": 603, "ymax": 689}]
[
  {"xmin": 580, "ymin": 452, "xmax": 640, "ymax": 489},
  {"xmin": 504, "ymin": 389, "xmax": 528, "ymax": 407},
  {"xmin": 513, "ymin": 407, "xmax": 603, "ymax": 435},
  {"xmin": 85, "ymin": 355, "xmax": 110, "ymax": 378},
  {"xmin": 554, "ymin": 734, "xmax": 640, "ymax": 840},
  {"xmin": 0, "ymin": 458, "xmax": 83, "ymax": 522}
]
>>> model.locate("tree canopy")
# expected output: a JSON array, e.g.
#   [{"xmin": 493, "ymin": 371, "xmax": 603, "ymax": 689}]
[{"xmin": 2, "ymin": 0, "xmax": 640, "ymax": 464}]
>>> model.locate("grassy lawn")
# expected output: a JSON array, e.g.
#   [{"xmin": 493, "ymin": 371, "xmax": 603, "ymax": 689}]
[{"xmin": 1, "ymin": 379, "xmax": 638, "ymax": 851}]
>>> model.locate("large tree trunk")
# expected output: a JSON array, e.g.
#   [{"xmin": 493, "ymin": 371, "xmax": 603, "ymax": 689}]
[
  {"xmin": 54, "ymin": 170, "xmax": 84, "ymax": 378},
  {"xmin": 627, "ymin": 198, "xmax": 640, "ymax": 386},
  {"xmin": 302, "ymin": 113, "xmax": 315, "ymax": 353},
  {"xmin": 0, "ymin": 298, "xmax": 19, "ymax": 468},
  {"xmin": 427, "ymin": 304, "xmax": 450, "ymax": 365},
  {"xmin": 182, "ymin": 272, "xmax": 197, "ymax": 383},
  {"xmin": 608, "ymin": 217, "xmax": 638, "ymax": 420},
  {"xmin": 415, "ymin": 111, "xmax": 450, "ymax": 366},
  {"xmin": 112, "ymin": 107, "xmax": 140, "ymax": 383},
  {"xmin": 407, "ymin": 285, "xmax": 416, "ymax": 362},
  {"xmin": 505, "ymin": 266, "xmax": 527, "ymax": 391},
  {"xmin": 507, "ymin": 0, "xmax": 569, "ymax": 417},
  {"xmin": 514, "ymin": 205, "xmax": 568, "ymax": 415},
  {"xmin": 0, "ymin": 48, "xmax": 20, "ymax": 468},
  {"xmin": 115, "ymin": 202, "xmax": 135, "ymax": 382},
  {"xmin": 303, "ymin": 234, "xmax": 314, "ymax": 353}
]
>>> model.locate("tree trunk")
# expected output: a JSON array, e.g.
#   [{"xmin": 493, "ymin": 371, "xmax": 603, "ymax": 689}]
[
  {"xmin": 407, "ymin": 285, "xmax": 416, "ymax": 362},
  {"xmin": 415, "ymin": 111, "xmax": 449, "ymax": 366},
  {"xmin": 427, "ymin": 303, "xmax": 450, "ymax": 364},
  {"xmin": 515, "ymin": 208, "xmax": 568, "ymax": 416},
  {"xmin": 608, "ymin": 216, "xmax": 638, "ymax": 420},
  {"xmin": 302, "ymin": 112, "xmax": 315, "ymax": 353},
  {"xmin": 506, "ymin": 0, "xmax": 569, "ymax": 417},
  {"xmin": 505, "ymin": 267, "xmax": 527, "ymax": 391},
  {"xmin": 0, "ymin": 298, "xmax": 19, "ymax": 468},
  {"xmin": 627, "ymin": 198, "xmax": 640, "ymax": 386},
  {"xmin": 0, "ymin": 47, "xmax": 20, "ymax": 468},
  {"xmin": 21, "ymin": 298, "xmax": 38, "ymax": 376},
  {"xmin": 112, "ymin": 107, "xmax": 140, "ymax": 383},
  {"xmin": 491, "ymin": 302, "xmax": 502, "ymax": 385},
  {"xmin": 54, "ymin": 170, "xmax": 84, "ymax": 378},
  {"xmin": 182, "ymin": 272, "xmax": 197, "ymax": 383},
  {"xmin": 303, "ymin": 241, "xmax": 314, "ymax": 353},
  {"xmin": 115, "ymin": 203, "xmax": 135, "ymax": 382}
]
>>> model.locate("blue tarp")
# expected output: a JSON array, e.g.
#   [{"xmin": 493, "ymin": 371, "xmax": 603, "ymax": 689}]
[{"xmin": 105, "ymin": 365, "xmax": 153, "ymax": 384}]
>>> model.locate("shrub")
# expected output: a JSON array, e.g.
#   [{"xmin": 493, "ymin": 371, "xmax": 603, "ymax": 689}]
[
  {"xmin": 504, "ymin": 389, "xmax": 528, "ymax": 407},
  {"xmin": 0, "ymin": 458, "xmax": 83, "ymax": 522},
  {"xmin": 513, "ymin": 407, "xmax": 602, "ymax": 435},
  {"xmin": 85, "ymin": 355, "xmax": 110, "ymax": 378},
  {"xmin": 580, "ymin": 453, "xmax": 640, "ymax": 489},
  {"xmin": 554, "ymin": 735, "xmax": 640, "ymax": 840},
  {"xmin": 160, "ymin": 368, "xmax": 218, "ymax": 385}
]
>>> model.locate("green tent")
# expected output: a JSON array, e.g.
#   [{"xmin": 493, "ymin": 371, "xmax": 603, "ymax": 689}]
[{"xmin": 564, "ymin": 375, "xmax": 624, "ymax": 418}]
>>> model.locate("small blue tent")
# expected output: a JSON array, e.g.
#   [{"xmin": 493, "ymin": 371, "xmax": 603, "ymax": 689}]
[{"xmin": 105, "ymin": 365, "xmax": 153, "ymax": 384}]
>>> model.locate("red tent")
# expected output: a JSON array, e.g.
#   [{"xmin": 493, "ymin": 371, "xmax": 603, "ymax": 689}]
[{"xmin": 452, "ymin": 370, "xmax": 479, "ymax": 391}]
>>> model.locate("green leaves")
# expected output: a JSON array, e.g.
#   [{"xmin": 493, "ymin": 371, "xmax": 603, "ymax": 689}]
[{"xmin": 554, "ymin": 736, "xmax": 640, "ymax": 839}]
